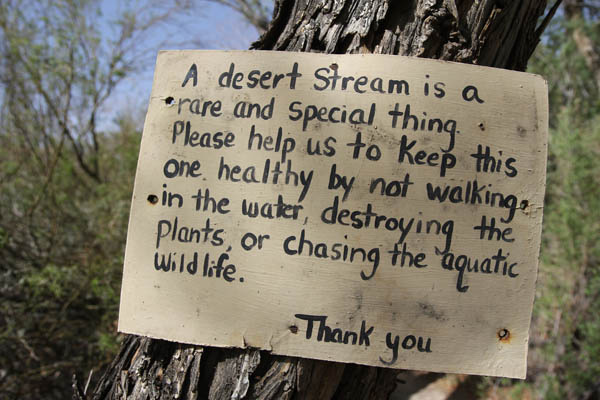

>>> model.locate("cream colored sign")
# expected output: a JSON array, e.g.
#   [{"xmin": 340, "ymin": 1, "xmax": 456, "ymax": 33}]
[{"xmin": 119, "ymin": 50, "xmax": 548, "ymax": 378}]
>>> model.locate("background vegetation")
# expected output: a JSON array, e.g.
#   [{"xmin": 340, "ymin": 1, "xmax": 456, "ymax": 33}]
[{"xmin": 0, "ymin": 0, "xmax": 597, "ymax": 399}]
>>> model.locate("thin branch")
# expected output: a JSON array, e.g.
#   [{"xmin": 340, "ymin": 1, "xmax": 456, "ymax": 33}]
[
  {"xmin": 535, "ymin": 0, "xmax": 563, "ymax": 41},
  {"xmin": 528, "ymin": 0, "xmax": 564, "ymax": 59}
]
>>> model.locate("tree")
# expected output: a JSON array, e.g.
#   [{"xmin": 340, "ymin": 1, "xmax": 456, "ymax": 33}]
[
  {"xmin": 89, "ymin": 1, "xmax": 556, "ymax": 399},
  {"xmin": 0, "ymin": 1, "xmax": 193, "ymax": 398}
]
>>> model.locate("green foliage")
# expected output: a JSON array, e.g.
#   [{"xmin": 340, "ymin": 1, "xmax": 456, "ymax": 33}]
[
  {"xmin": 536, "ymin": 112, "xmax": 600, "ymax": 399},
  {"xmin": 0, "ymin": 118, "xmax": 140, "ymax": 399},
  {"xmin": 523, "ymin": 4, "xmax": 600, "ymax": 399},
  {"xmin": 529, "ymin": 22, "xmax": 600, "ymax": 126},
  {"xmin": 0, "ymin": 0, "xmax": 183, "ymax": 397}
]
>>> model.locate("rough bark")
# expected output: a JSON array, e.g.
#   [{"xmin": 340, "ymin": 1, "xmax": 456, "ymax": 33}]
[
  {"xmin": 91, "ymin": 1, "xmax": 549, "ymax": 399},
  {"xmin": 90, "ymin": 336, "xmax": 395, "ymax": 399},
  {"xmin": 252, "ymin": 0, "xmax": 547, "ymax": 70}
]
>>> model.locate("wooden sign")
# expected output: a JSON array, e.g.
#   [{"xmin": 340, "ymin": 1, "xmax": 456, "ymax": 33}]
[{"xmin": 118, "ymin": 50, "xmax": 548, "ymax": 378}]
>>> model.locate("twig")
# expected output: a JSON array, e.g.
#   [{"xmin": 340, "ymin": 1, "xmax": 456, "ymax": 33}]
[
  {"xmin": 535, "ymin": 0, "xmax": 563, "ymax": 40},
  {"xmin": 84, "ymin": 369, "xmax": 94, "ymax": 395}
]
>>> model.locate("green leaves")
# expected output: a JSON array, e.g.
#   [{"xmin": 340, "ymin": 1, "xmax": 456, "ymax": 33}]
[
  {"xmin": 0, "ymin": 0, "xmax": 186, "ymax": 396},
  {"xmin": 526, "ymin": 6, "xmax": 600, "ymax": 396}
]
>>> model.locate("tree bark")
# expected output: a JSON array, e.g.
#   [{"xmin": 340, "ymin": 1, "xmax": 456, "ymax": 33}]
[{"xmin": 91, "ymin": 1, "xmax": 549, "ymax": 399}]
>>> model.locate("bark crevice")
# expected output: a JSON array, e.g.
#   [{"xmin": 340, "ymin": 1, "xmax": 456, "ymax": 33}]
[{"xmin": 252, "ymin": 0, "xmax": 547, "ymax": 70}]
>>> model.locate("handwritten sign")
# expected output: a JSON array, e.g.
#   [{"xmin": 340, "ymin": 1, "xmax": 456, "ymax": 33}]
[{"xmin": 118, "ymin": 51, "xmax": 548, "ymax": 378}]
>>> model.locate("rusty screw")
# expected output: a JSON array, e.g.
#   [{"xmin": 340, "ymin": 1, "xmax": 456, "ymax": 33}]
[{"xmin": 498, "ymin": 329, "xmax": 510, "ymax": 342}]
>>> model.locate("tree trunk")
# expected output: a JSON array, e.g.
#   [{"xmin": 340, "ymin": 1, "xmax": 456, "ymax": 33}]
[{"xmin": 89, "ymin": 1, "xmax": 549, "ymax": 399}]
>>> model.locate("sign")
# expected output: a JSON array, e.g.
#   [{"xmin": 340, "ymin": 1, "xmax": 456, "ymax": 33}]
[{"xmin": 118, "ymin": 50, "xmax": 548, "ymax": 378}]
